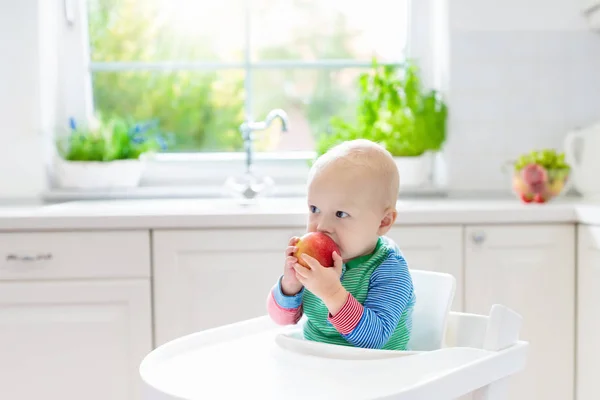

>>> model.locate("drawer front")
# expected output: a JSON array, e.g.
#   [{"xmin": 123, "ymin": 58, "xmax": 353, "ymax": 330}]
[{"xmin": 0, "ymin": 231, "xmax": 150, "ymax": 280}]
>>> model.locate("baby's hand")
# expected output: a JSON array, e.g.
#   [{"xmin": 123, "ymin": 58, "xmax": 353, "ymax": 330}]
[
  {"xmin": 293, "ymin": 251, "xmax": 344, "ymax": 305},
  {"xmin": 281, "ymin": 236, "xmax": 303, "ymax": 296}
]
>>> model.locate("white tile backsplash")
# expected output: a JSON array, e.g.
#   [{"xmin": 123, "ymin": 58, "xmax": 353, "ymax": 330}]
[
  {"xmin": 503, "ymin": 62, "xmax": 541, "ymax": 90},
  {"xmin": 447, "ymin": 27, "xmax": 600, "ymax": 192},
  {"xmin": 444, "ymin": 121, "xmax": 513, "ymax": 191},
  {"xmin": 451, "ymin": 0, "xmax": 588, "ymax": 32}
]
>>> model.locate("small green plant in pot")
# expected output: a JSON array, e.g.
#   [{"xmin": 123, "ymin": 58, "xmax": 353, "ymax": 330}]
[
  {"xmin": 314, "ymin": 58, "xmax": 448, "ymax": 186},
  {"xmin": 54, "ymin": 114, "xmax": 173, "ymax": 189},
  {"xmin": 57, "ymin": 114, "xmax": 170, "ymax": 161}
]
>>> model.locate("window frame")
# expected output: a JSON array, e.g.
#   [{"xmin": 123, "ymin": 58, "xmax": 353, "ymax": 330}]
[{"xmin": 53, "ymin": 0, "xmax": 441, "ymax": 198}]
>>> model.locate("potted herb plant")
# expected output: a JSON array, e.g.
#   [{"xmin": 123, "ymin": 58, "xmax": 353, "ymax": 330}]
[
  {"xmin": 315, "ymin": 58, "xmax": 448, "ymax": 187},
  {"xmin": 53, "ymin": 114, "xmax": 170, "ymax": 189}
]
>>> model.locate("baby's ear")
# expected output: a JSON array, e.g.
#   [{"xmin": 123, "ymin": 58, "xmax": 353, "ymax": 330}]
[{"xmin": 378, "ymin": 208, "xmax": 397, "ymax": 235}]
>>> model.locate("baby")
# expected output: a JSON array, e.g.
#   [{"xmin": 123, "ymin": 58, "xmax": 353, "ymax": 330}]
[{"xmin": 266, "ymin": 139, "xmax": 416, "ymax": 350}]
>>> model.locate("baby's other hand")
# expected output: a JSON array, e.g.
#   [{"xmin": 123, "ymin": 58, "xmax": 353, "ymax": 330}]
[
  {"xmin": 293, "ymin": 251, "xmax": 344, "ymax": 301},
  {"xmin": 281, "ymin": 236, "xmax": 303, "ymax": 296}
]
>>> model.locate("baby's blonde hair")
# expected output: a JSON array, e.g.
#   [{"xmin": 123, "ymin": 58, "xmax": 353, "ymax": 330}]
[{"xmin": 309, "ymin": 139, "xmax": 400, "ymax": 209}]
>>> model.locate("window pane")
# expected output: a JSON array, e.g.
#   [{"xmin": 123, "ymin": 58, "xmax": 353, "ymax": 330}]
[
  {"xmin": 87, "ymin": 0, "xmax": 246, "ymax": 62},
  {"xmin": 251, "ymin": 68, "xmax": 362, "ymax": 152},
  {"xmin": 251, "ymin": 0, "xmax": 408, "ymax": 62},
  {"xmin": 91, "ymin": 70, "xmax": 245, "ymax": 151}
]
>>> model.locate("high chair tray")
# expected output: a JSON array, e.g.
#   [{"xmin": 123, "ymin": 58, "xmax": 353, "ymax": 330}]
[
  {"xmin": 140, "ymin": 316, "xmax": 527, "ymax": 400},
  {"xmin": 274, "ymin": 328, "xmax": 421, "ymax": 360}
]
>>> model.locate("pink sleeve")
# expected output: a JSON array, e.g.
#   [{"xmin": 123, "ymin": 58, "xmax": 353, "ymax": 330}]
[
  {"xmin": 266, "ymin": 290, "xmax": 303, "ymax": 325},
  {"xmin": 328, "ymin": 293, "xmax": 363, "ymax": 334}
]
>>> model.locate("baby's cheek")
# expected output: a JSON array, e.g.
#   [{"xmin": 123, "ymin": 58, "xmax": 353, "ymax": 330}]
[
  {"xmin": 336, "ymin": 237, "xmax": 353, "ymax": 258},
  {"xmin": 341, "ymin": 232, "xmax": 364, "ymax": 257}
]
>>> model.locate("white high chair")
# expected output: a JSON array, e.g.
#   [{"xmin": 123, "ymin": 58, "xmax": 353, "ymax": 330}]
[{"xmin": 139, "ymin": 270, "xmax": 529, "ymax": 400}]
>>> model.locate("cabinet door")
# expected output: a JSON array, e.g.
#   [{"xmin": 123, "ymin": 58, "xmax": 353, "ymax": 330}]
[
  {"xmin": 387, "ymin": 226, "xmax": 464, "ymax": 310},
  {"xmin": 153, "ymin": 228, "xmax": 304, "ymax": 345},
  {"xmin": 465, "ymin": 224, "xmax": 575, "ymax": 400},
  {"xmin": 577, "ymin": 225, "xmax": 600, "ymax": 400},
  {"xmin": 0, "ymin": 280, "xmax": 152, "ymax": 400}
]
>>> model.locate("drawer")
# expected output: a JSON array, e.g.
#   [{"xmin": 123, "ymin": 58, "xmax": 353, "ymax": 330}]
[{"xmin": 0, "ymin": 231, "xmax": 150, "ymax": 280}]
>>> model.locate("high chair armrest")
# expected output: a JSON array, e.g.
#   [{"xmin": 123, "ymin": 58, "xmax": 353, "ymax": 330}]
[
  {"xmin": 445, "ymin": 311, "xmax": 489, "ymax": 348},
  {"xmin": 445, "ymin": 305, "xmax": 523, "ymax": 351}
]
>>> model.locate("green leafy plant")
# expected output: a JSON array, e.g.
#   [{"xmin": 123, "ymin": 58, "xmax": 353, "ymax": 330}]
[
  {"xmin": 513, "ymin": 148, "xmax": 570, "ymax": 172},
  {"xmin": 315, "ymin": 58, "xmax": 448, "ymax": 157},
  {"xmin": 57, "ymin": 114, "xmax": 173, "ymax": 162}
]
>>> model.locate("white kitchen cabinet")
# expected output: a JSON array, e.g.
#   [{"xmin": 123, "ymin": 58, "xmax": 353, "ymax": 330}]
[
  {"xmin": 576, "ymin": 225, "xmax": 600, "ymax": 400},
  {"xmin": 0, "ymin": 280, "xmax": 152, "ymax": 400},
  {"xmin": 0, "ymin": 230, "xmax": 152, "ymax": 400},
  {"xmin": 387, "ymin": 226, "xmax": 464, "ymax": 310},
  {"xmin": 465, "ymin": 224, "xmax": 575, "ymax": 400},
  {"xmin": 153, "ymin": 227, "xmax": 306, "ymax": 345}
]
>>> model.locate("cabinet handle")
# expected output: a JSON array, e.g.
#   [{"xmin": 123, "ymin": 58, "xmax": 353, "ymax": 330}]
[
  {"xmin": 471, "ymin": 232, "xmax": 486, "ymax": 244},
  {"xmin": 6, "ymin": 253, "xmax": 53, "ymax": 262}
]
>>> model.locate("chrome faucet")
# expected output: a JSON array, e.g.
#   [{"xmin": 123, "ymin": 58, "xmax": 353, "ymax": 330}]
[
  {"xmin": 225, "ymin": 109, "xmax": 290, "ymax": 200},
  {"xmin": 239, "ymin": 109, "xmax": 290, "ymax": 174}
]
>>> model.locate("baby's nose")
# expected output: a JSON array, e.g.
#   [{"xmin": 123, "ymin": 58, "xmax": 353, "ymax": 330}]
[{"xmin": 316, "ymin": 219, "xmax": 334, "ymax": 234}]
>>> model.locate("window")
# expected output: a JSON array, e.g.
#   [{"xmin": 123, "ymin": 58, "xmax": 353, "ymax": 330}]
[{"xmin": 60, "ymin": 0, "xmax": 419, "ymax": 194}]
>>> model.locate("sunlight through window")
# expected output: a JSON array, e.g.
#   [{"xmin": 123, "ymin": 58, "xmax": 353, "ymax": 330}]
[{"xmin": 85, "ymin": 0, "xmax": 409, "ymax": 153}]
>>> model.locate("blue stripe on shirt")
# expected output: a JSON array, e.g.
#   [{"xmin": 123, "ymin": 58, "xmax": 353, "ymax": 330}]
[{"xmin": 342, "ymin": 251, "xmax": 415, "ymax": 349}]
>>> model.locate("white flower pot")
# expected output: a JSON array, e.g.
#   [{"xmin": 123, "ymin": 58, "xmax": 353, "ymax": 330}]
[
  {"xmin": 53, "ymin": 156, "xmax": 146, "ymax": 189},
  {"xmin": 393, "ymin": 152, "xmax": 436, "ymax": 188}
]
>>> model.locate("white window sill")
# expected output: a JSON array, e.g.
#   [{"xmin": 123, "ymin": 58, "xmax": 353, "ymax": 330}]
[{"xmin": 44, "ymin": 151, "xmax": 315, "ymax": 202}]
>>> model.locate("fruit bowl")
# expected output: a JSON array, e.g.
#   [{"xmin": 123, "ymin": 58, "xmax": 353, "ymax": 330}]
[
  {"xmin": 512, "ymin": 166, "xmax": 570, "ymax": 203},
  {"xmin": 509, "ymin": 149, "xmax": 571, "ymax": 204}
]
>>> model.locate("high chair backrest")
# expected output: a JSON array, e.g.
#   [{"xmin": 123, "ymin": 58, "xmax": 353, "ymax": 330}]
[{"xmin": 406, "ymin": 269, "xmax": 456, "ymax": 351}]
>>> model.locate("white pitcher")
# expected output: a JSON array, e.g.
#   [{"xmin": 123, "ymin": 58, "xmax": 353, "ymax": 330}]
[{"xmin": 564, "ymin": 121, "xmax": 600, "ymax": 200}]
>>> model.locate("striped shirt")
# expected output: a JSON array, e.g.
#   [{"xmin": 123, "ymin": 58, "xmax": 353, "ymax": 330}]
[{"xmin": 267, "ymin": 236, "xmax": 416, "ymax": 350}]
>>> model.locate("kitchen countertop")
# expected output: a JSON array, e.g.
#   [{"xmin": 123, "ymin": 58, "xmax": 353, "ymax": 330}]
[{"xmin": 0, "ymin": 197, "xmax": 599, "ymax": 231}]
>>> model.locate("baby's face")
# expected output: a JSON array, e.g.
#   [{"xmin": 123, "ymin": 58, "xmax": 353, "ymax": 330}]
[{"xmin": 306, "ymin": 164, "xmax": 390, "ymax": 261}]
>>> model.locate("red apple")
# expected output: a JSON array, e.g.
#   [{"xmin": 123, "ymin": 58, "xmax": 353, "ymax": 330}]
[
  {"xmin": 294, "ymin": 232, "xmax": 340, "ymax": 269},
  {"xmin": 521, "ymin": 163, "xmax": 548, "ymax": 185}
]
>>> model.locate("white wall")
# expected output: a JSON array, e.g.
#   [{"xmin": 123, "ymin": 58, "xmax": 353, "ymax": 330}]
[
  {"xmin": 0, "ymin": 0, "xmax": 48, "ymax": 199},
  {"xmin": 0, "ymin": 0, "xmax": 598, "ymax": 199},
  {"xmin": 445, "ymin": 0, "xmax": 600, "ymax": 193}
]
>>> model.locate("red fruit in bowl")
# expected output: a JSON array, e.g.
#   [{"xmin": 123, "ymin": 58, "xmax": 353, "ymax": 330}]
[
  {"xmin": 529, "ymin": 181, "xmax": 546, "ymax": 194},
  {"xmin": 533, "ymin": 193, "xmax": 546, "ymax": 203},
  {"xmin": 520, "ymin": 193, "xmax": 533, "ymax": 203},
  {"xmin": 294, "ymin": 232, "xmax": 340, "ymax": 269},
  {"xmin": 521, "ymin": 164, "xmax": 548, "ymax": 185}
]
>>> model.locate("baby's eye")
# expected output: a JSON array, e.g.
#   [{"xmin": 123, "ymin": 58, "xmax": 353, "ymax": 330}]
[
  {"xmin": 336, "ymin": 211, "xmax": 349, "ymax": 218},
  {"xmin": 309, "ymin": 205, "xmax": 320, "ymax": 213}
]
